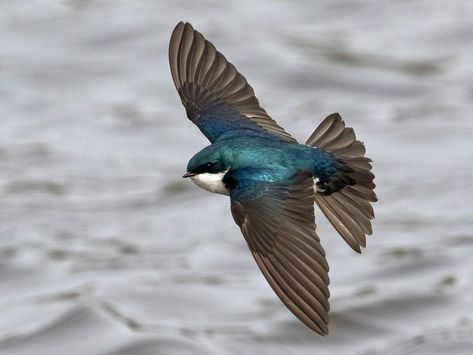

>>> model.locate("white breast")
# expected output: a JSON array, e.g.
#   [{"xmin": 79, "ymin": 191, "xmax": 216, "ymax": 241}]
[{"xmin": 190, "ymin": 171, "xmax": 230, "ymax": 196}]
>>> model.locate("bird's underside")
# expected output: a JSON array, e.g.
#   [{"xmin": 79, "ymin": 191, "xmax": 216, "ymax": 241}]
[{"xmin": 169, "ymin": 21, "xmax": 377, "ymax": 335}]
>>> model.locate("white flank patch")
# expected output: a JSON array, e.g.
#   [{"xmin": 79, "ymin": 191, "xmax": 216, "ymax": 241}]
[
  {"xmin": 313, "ymin": 176, "xmax": 325, "ymax": 192},
  {"xmin": 190, "ymin": 170, "xmax": 230, "ymax": 196}
]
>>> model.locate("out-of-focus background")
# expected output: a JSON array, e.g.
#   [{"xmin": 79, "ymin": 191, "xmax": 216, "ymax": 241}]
[{"xmin": 1, "ymin": 1, "xmax": 472, "ymax": 354}]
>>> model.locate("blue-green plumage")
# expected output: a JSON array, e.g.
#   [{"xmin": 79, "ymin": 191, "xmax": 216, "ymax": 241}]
[
  {"xmin": 191, "ymin": 138, "xmax": 319, "ymax": 176},
  {"xmin": 187, "ymin": 135, "xmax": 353, "ymax": 196}
]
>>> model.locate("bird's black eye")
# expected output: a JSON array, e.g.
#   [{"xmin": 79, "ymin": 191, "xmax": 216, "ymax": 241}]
[
  {"xmin": 203, "ymin": 162, "xmax": 216, "ymax": 172},
  {"xmin": 194, "ymin": 162, "xmax": 216, "ymax": 174}
]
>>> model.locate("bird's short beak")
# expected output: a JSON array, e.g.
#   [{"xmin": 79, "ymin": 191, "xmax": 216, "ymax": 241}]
[{"xmin": 182, "ymin": 172, "xmax": 195, "ymax": 178}]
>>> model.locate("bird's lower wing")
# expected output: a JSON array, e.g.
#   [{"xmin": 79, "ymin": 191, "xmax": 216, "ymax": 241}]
[
  {"xmin": 169, "ymin": 22, "xmax": 296, "ymax": 143},
  {"xmin": 229, "ymin": 173, "xmax": 330, "ymax": 335}
]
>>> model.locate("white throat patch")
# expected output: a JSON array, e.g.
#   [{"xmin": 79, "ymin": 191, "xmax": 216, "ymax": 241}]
[{"xmin": 190, "ymin": 170, "xmax": 229, "ymax": 196}]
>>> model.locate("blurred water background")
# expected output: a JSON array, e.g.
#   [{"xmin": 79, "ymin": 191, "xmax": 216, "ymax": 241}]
[{"xmin": 1, "ymin": 1, "xmax": 473, "ymax": 354}]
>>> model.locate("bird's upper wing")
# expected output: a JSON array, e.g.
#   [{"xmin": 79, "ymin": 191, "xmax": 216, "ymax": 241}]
[
  {"xmin": 229, "ymin": 172, "xmax": 330, "ymax": 335},
  {"xmin": 169, "ymin": 22, "xmax": 296, "ymax": 143}
]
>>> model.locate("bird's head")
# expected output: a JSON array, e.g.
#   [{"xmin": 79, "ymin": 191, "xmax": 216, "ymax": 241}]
[
  {"xmin": 183, "ymin": 146, "xmax": 228, "ymax": 178},
  {"xmin": 183, "ymin": 146, "xmax": 230, "ymax": 195}
]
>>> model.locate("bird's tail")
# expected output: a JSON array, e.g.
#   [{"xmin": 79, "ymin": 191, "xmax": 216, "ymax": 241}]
[{"xmin": 306, "ymin": 113, "xmax": 377, "ymax": 253}]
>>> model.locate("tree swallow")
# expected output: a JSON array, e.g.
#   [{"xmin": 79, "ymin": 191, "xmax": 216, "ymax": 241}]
[{"xmin": 169, "ymin": 22, "xmax": 377, "ymax": 335}]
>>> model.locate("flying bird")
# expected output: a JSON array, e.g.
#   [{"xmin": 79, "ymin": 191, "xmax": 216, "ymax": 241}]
[{"xmin": 169, "ymin": 22, "xmax": 377, "ymax": 335}]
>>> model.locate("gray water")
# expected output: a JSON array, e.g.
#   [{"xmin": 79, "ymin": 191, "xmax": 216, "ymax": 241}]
[{"xmin": 1, "ymin": 1, "xmax": 473, "ymax": 354}]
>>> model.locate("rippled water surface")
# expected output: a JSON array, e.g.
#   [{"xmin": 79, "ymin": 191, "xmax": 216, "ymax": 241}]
[{"xmin": 1, "ymin": 1, "xmax": 473, "ymax": 354}]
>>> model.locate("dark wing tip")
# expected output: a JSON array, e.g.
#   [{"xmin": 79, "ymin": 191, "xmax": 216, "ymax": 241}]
[{"xmin": 169, "ymin": 21, "xmax": 194, "ymax": 91}]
